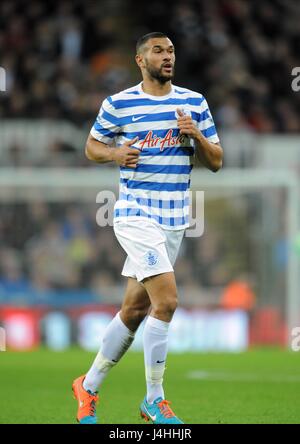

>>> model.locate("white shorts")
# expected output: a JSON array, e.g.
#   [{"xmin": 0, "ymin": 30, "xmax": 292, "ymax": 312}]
[{"xmin": 113, "ymin": 219, "xmax": 185, "ymax": 282}]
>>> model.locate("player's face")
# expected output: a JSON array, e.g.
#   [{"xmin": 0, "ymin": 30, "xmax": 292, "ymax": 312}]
[{"xmin": 138, "ymin": 38, "xmax": 175, "ymax": 83}]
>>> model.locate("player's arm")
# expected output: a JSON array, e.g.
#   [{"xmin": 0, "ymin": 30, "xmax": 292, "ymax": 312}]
[
  {"xmin": 192, "ymin": 135, "xmax": 223, "ymax": 173},
  {"xmin": 85, "ymin": 134, "xmax": 140, "ymax": 168},
  {"xmin": 87, "ymin": 96, "xmax": 140, "ymax": 168},
  {"xmin": 176, "ymin": 108, "xmax": 223, "ymax": 172}
]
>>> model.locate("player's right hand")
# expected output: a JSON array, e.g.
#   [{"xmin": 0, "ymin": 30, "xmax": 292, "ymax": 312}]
[{"xmin": 112, "ymin": 137, "xmax": 140, "ymax": 168}]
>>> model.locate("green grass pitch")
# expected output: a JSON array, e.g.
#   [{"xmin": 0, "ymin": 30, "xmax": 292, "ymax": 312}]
[{"xmin": 0, "ymin": 348, "xmax": 299, "ymax": 424}]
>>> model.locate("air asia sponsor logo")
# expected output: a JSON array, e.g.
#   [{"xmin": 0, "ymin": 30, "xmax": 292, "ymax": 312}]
[{"xmin": 139, "ymin": 129, "xmax": 188, "ymax": 151}]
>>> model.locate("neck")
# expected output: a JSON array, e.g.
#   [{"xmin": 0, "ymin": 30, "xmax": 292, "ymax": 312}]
[{"xmin": 141, "ymin": 77, "xmax": 172, "ymax": 96}]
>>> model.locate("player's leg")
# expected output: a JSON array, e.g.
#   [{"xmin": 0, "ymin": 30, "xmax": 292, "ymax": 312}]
[
  {"xmin": 144, "ymin": 271, "xmax": 177, "ymax": 322},
  {"xmin": 83, "ymin": 277, "xmax": 150, "ymax": 392},
  {"xmin": 73, "ymin": 277, "xmax": 150, "ymax": 423},
  {"xmin": 141, "ymin": 271, "xmax": 177, "ymax": 399},
  {"xmin": 113, "ymin": 221, "xmax": 184, "ymax": 423},
  {"xmin": 140, "ymin": 271, "xmax": 183, "ymax": 423},
  {"xmin": 119, "ymin": 278, "xmax": 151, "ymax": 331}
]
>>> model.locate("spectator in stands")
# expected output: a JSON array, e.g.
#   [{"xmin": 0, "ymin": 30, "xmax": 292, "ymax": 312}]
[{"xmin": 0, "ymin": 0, "xmax": 299, "ymax": 132}]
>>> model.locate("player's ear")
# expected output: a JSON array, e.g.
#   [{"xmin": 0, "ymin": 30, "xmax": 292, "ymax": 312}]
[{"xmin": 135, "ymin": 53, "xmax": 144, "ymax": 69}]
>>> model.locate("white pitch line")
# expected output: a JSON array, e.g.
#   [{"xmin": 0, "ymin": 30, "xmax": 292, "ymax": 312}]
[{"xmin": 186, "ymin": 370, "xmax": 300, "ymax": 383}]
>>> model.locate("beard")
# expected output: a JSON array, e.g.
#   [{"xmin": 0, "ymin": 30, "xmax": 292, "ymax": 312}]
[{"xmin": 144, "ymin": 59, "xmax": 175, "ymax": 84}]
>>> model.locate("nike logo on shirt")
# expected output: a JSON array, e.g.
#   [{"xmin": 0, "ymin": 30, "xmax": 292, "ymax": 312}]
[{"xmin": 132, "ymin": 115, "xmax": 146, "ymax": 122}]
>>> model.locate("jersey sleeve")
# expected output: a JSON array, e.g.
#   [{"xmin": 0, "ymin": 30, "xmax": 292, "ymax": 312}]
[
  {"xmin": 90, "ymin": 97, "xmax": 121, "ymax": 145},
  {"xmin": 197, "ymin": 97, "xmax": 220, "ymax": 144}
]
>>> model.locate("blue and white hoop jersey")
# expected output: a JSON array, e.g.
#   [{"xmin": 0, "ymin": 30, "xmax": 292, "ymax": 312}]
[{"xmin": 90, "ymin": 82, "xmax": 219, "ymax": 230}]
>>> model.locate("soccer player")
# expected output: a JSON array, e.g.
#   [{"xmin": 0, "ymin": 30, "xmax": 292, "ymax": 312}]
[{"xmin": 72, "ymin": 32, "xmax": 223, "ymax": 424}]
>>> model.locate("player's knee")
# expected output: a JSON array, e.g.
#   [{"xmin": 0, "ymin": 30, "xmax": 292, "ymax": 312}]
[
  {"xmin": 165, "ymin": 297, "xmax": 178, "ymax": 315},
  {"xmin": 154, "ymin": 295, "xmax": 178, "ymax": 319},
  {"xmin": 121, "ymin": 304, "xmax": 149, "ymax": 331},
  {"xmin": 131, "ymin": 305, "xmax": 149, "ymax": 323}
]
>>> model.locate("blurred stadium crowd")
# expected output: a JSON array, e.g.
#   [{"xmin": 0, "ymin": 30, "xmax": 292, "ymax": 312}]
[{"xmin": 1, "ymin": 0, "xmax": 299, "ymax": 131}]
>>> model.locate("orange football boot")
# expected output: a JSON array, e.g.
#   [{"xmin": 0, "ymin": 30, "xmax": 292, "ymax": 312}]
[{"xmin": 72, "ymin": 375, "xmax": 99, "ymax": 424}]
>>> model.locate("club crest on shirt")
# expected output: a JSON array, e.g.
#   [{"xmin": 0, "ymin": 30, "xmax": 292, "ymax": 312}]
[
  {"xmin": 175, "ymin": 108, "xmax": 192, "ymax": 119},
  {"xmin": 145, "ymin": 250, "xmax": 158, "ymax": 266}
]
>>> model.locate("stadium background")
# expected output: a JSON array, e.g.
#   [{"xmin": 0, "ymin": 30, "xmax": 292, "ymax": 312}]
[{"xmin": 0, "ymin": 0, "xmax": 300, "ymax": 424}]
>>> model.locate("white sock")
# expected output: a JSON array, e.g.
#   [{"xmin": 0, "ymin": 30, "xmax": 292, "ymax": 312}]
[
  {"xmin": 143, "ymin": 315, "xmax": 170, "ymax": 404},
  {"xmin": 83, "ymin": 312, "xmax": 135, "ymax": 393}
]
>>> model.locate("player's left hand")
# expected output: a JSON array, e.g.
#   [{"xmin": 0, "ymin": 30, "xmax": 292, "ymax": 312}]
[{"xmin": 176, "ymin": 108, "xmax": 199, "ymax": 139}]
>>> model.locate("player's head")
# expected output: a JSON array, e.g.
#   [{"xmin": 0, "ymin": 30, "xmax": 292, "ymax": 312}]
[{"xmin": 135, "ymin": 32, "xmax": 175, "ymax": 84}]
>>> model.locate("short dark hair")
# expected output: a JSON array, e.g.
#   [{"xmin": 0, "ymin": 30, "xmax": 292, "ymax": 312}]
[{"xmin": 136, "ymin": 32, "xmax": 170, "ymax": 54}]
